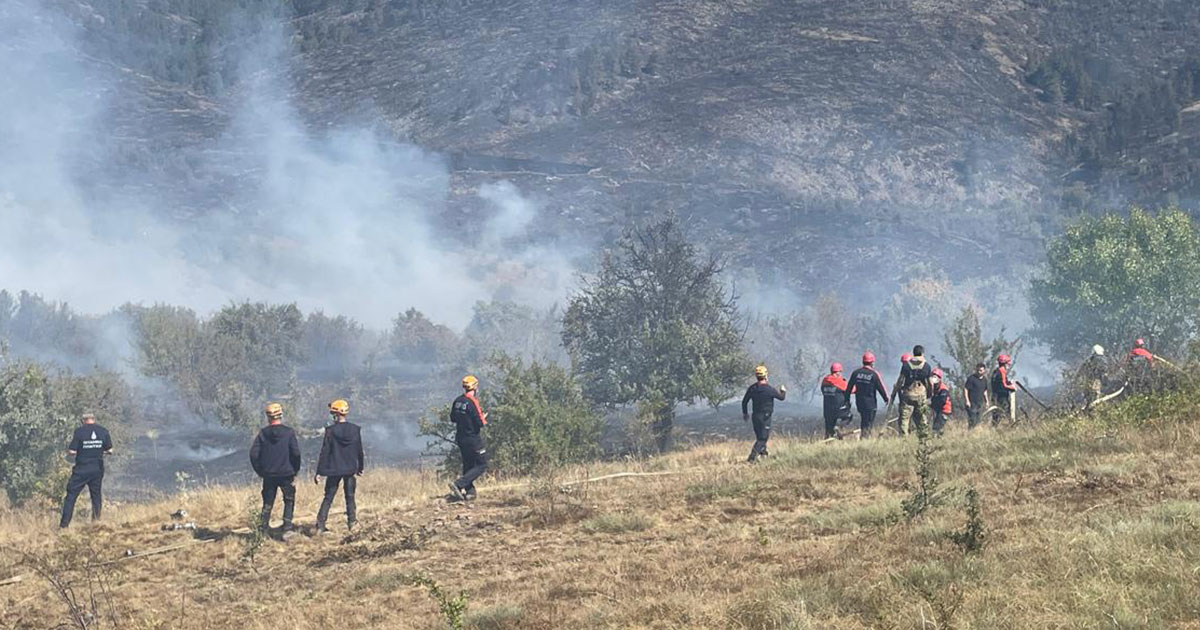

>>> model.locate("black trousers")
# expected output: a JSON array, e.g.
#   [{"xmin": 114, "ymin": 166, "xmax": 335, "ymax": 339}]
[
  {"xmin": 966, "ymin": 407, "xmax": 982, "ymax": 429},
  {"xmin": 316, "ymin": 475, "xmax": 357, "ymax": 530},
  {"xmin": 455, "ymin": 435, "xmax": 489, "ymax": 493},
  {"xmin": 823, "ymin": 409, "xmax": 841, "ymax": 439},
  {"xmin": 748, "ymin": 411, "xmax": 772, "ymax": 460},
  {"xmin": 60, "ymin": 468, "xmax": 103, "ymax": 528},
  {"xmin": 858, "ymin": 408, "xmax": 877, "ymax": 438},
  {"xmin": 260, "ymin": 476, "xmax": 296, "ymax": 527}
]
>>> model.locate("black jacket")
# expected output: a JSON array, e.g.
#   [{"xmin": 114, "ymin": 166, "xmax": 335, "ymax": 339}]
[
  {"xmin": 846, "ymin": 367, "xmax": 889, "ymax": 411},
  {"xmin": 742, "ymin": 382, "xmax": 786, "ymax": 416},
  {"xmin": 451, "ymin": 393, "xmax": 487, "ymax": 439},
  {"xmin": 249, "ymin": 424, "xmax": 301, "ymax": 478},
  {"xmin": 316, "ymin": 422, "xmax": 364, "ymax": 476}
]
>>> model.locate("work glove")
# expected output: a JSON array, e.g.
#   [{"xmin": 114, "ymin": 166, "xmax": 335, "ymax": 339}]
[
  {"xmin": 313, "ymin": 474, "xmax": 320, "ymax": 485},
  {"xmin": 779, "ymin": 384, "xmax": 787, "ymax": 394},
  {"xmin": 743, "ymin": 413, "xmax": 749, "ymax": 423}
]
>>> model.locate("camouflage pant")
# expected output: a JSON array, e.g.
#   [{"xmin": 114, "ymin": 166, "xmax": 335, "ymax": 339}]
[{"xmin": 897, "ymin": 394, "xmax": 929, "ymax": 436}]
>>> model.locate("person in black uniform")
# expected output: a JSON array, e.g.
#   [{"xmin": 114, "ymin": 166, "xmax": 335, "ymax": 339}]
[
  {"xmin": 742, "ymin": 365, "xmax": 786, "ymax": 462},
  {"xmin": 250, "ymin": 402, "xmax": 301, "ymax": 531},
  {"xmin": 845, "ymin": 352, "xmax": 889, "ymax": 438},
  {"xmin": 449, "ymin": 375, "xmax": 489, "ymax": 501},
  {"xmin": 963, "ymin": 363, "xmax": 990, "ymax": 429},
  {"xmin": 60, "ymin": 413, "xmax": 113, "ymax": 528},
  {"xmin": 314, "ymin": 399, "xmax": 363, "ymax": 533}
]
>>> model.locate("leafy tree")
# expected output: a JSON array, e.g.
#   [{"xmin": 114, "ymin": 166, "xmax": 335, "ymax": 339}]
[
  {"xmin": 419, "ymin": 354, "xmax": 602, "ymax": 476},
  {"xmin": 562, "ymin": 216, "xmax": 747, "ymax": 451},
  {"xmin": 942, "ymin": 306, "xmax": 1022, "ymax": 388},
  {"xmin": 303, "ymin": 311, "xmax": 367, "ymax": 378},
  {"xmin": 0, "ymin": 360, "xmax": 131, "ymax": 506},
  {"xmin": 391, "ymin": 308, "xmax": 461, "ymax": 367},
  {"xmin": 1030, "ymin": 207, "xmax": 1200, "ymax": 359},
  {"xmin": 462, "ymin": 301, "xmax": 566, "ymax": 365}
]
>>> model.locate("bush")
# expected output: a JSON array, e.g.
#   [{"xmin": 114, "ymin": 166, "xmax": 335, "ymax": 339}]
[{"xmin": 419, "ymin": 353, "xmax": 603, "ymax": 476}]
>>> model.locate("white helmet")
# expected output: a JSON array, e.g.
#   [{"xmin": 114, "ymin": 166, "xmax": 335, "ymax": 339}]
[{"xmin": 1092, "ymin": 344, "xmax": 1105, "ymax": 356}]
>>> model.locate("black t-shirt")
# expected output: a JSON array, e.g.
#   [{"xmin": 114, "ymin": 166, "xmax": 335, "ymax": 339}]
[
  {"xmin": 742, "ymin": 382, "xmax": 786, "ymax": 416},
  {"xmin": 69, "ymin": 424, "xmax": 112, "ymax": 472},
  {"xmin": 964, "ymin": 374, "xmax": 988, "ymax": 407}
]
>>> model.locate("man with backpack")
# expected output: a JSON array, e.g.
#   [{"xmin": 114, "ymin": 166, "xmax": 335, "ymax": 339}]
[
  {"xmin": 846, "ymin": 352, "xmax": 889, "ymax": 438},
  {"xmin": 896, "ymin": 346, "xmax": 934, "ymax": 436},
  {"xmin": 250, "ymin": 402, "xmax": 301, "ymax": 532},
  {"xmin": 314, "ymin": 399, "xmax": 363, "ymax": 533}
]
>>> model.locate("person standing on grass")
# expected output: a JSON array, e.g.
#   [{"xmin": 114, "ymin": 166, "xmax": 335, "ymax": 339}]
[
  {"xmin": 314, "ymin": 399, "xmax": 363, "ymax": 533},
  {"xmin": 962, "ymin": 363, "xmax": 990, "ymax": 430},
  {"xmin": 743, "ymin": 365, "xmax": 787, "ymax": 462},
  {"xmin": 820, "ymin": 363, "xmax": 850, "ymax": 440},
  {"xmin": 60, "ymin": 413, "xmax": 113, "ymax": 528},
  {"xmin": 250, "ymin": 403, "xmax": 301, "ymax": 532},
  {"xmin": 845, "ymin": 351, "xmax": 889, "ymax": 438},
  {"xmin": 449, "ymin": 375, "xmax": 489, "ymax": 502}
]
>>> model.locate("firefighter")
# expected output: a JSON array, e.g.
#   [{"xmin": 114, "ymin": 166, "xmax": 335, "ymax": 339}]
[
  {"xmin": 846, "ymin": 352, "xmax": 889, "ymax": 438},
  {"xmin": 743, "ymin": 365, "xmax": 786, "ymax": 462},
  {"xmin": 930, "ymin": 368, "xmax": 952, "ymax": 436},
  {"xmin": 314, "ymin": 399, "xmax": 363, "ymax": 533},
  {"xmin": 60, "ymin": 413, "xmax": 113, "ymax": 528},
  {"xmin": 1080, "ymin": 345, "xmax": 1107, "ymax": 404},
  {"xmin": 962, "ymin": 362, "xmax": 990, "ymax": 430},
  {"xmin": 1127, "ymin": 338, "xmax": 1155, "ymax": 393},
  {"xmin": 896, "ymin": 347, "xmax": 934, "ymax": 436},
  {"xmin": 249, "ymin": 403, "xmax": 301, "ymax": 532},
  {"xmin": 449, "ymin": 375, "xmax": 489, "ymax": 501},
  {"xmin": 820, "ymin": 363, "xmax": 850, "ymax": 439},
  {"xmin": 991, "ymin": 355, "xmax": 1017, "ymax": 427}
]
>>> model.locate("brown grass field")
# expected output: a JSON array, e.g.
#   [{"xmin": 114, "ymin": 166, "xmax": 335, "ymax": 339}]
[{"xmin": 5, "ymin": 417, "xmax": 1200, "ymax": 629}]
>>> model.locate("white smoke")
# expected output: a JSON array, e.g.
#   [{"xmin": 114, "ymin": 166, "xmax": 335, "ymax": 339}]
[{"xmin": 0, "ymin": 1, "xmax": 576, "ymax": 331}]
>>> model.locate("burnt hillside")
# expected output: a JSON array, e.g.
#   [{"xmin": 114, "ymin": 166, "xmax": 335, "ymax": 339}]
[{"xmin": 35, "ymin": 0, "xmax": 1200, "ymax": 299}]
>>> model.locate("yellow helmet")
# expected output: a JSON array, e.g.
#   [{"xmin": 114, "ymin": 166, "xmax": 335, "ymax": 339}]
[
  {"xmin": 265, "ymin": 403, "xmax": 283, "ymax": 419},
  {"xmin": 754, "ymin": 365, "xmax": 768, "ymax": 379},
  {"xmin": 329, "ymin": 399, "xmax": 349, "ymax": 416},
  {"xmin": 462, "ymin": 375, "xmax": 479, "ymax": 391}
]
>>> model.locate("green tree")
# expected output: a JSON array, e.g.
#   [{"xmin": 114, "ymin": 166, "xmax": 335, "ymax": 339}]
[
  {"xmin": 562, "ymin": 216, "xmax": 747, "ymax": 451},
  {"xmin": 0, "ymin": 360, "xmax": 131, "ymax": 506},
  {"xmin": 419, "ymin": 354, "xmax": 602, "ymax": 476},
  {"xmin": 1030, "ymin": 207, "xmax": 1200, "ymax": 359},
  {"xmin": 391, "ymin": 308, "xmax": 461, "ymax": 367},
  {"xmin": 942, "ymin": 306, "xmax": 1022, "ymax": 388}
]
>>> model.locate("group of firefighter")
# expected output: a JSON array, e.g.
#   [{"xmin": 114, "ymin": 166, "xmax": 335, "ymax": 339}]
[
  {"xmin": 58, "ymin": 339, "xmax": 1159, "ymax": 530},
  {"xmin": 59, "ymin": 375, "xmax": 490, "ymax": 533},
  {"xmin": 741, "ymin": 338, "xmax": 1160, "ymax": 463}
]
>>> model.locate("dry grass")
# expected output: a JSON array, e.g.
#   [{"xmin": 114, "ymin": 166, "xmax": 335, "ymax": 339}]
[{"xmin": 5, "ymin": 420, "xmax": 1200, "ymax": 629}]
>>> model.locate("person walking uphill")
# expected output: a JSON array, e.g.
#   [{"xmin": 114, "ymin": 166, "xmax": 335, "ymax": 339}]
[
  {"xmin": 449, "ymin": 375, "xmax": 489, "ymax": 501},
  {"xmin": 846, "ymin": 352, "xmax": 889, "ymax": 438},
  {"xmin": 314, "ymin": 399, "xmax": 363, "ymax": 533},
  {"xmin": 820, "ymin": 363, "xmax": 850, "ymax": 439},
  {"xmin": 60, "ymin": 413, "xmax": 113, "ymax": 528},
  {"xmin": 250, "ymin": 403, "xmax": 301, "ymax": 532},
  {"xmin": 743, "ymin": 365, "xmax": 787, "ymax": 462},
  {"xmin": 896, "ymin": 347, "xmax": 934, "ymax": 436}
]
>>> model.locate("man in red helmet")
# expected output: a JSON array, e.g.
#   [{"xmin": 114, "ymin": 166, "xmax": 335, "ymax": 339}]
[
  {"xmin": 930, "ymin": 368, "xmax": 952, "ymax": 436},
  {"xmin": 846, "ymin": 351, "xmax": 889, "ymax": 438},
  {"xmin": 820, "ymin": 363, "xmax": 850, "ymax": 439},
  {"xmin": 991, "ymin": 354, "xmax": 1017, "ymax": 427}
]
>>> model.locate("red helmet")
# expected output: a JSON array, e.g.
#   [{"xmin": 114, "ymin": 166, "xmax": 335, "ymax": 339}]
[
  {"xmin": 932, "ymin": 368, "xmax": 944, "ymax": 378},
  {"xmin": 830, "ymin": 362, "xmax": 843, "ymax": 374},
  {"xmin": 901, "ymin": 353, "xmax": 912, "ymax": 363},
  {"xmin": 862, "ymin": 351, "xmax": 876, "ymax": 364},
  {"xmin": 1135, "ymin": 338, "xmax": 1146, "ymax": 348},
  {"xmin": 998, "ymin": 354, "xmax": 1011, "ymax": 365}
]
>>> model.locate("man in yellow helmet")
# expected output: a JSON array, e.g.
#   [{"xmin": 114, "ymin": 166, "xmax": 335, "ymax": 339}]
[
  {"xmin": 742, "ymin": 365, "xmax": 786, "ymax": 462},
  {"xmin": 448, "ymin": 375, "xmax": 489, "ymax": 501},
  {"xmin": 249, "ymin": 403, "xmax": 301, "ymax": 532},
  {"xmin": 314, "ymin": 399, "xmax": 363, "ymax": 533}
]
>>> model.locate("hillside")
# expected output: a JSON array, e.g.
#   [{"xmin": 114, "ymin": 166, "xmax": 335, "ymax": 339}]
[
  {"xmin": 30, "ymin": 0, "xmax": 1200, "ymax": 302},
  {"xmin": 5, "ymin": 419, "xmax": 1200, "ymax": 629}
]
